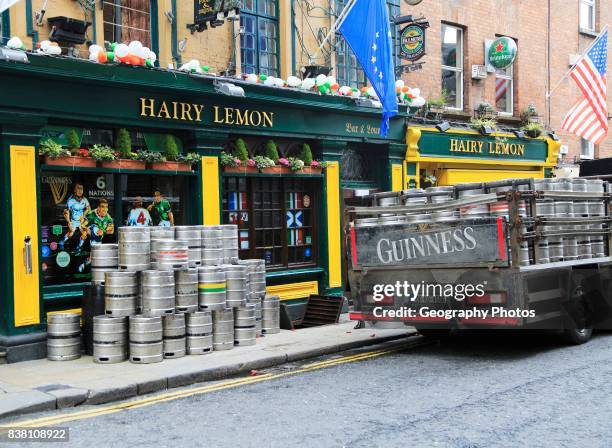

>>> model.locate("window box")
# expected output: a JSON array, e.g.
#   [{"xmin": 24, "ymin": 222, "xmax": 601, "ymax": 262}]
[
  {"xmin": 224, "ymin": 166, "xmax": 259, "ymax": 174},
  {"xmin": 261, "ymin": 165, "xmax": 292, "ymax": 175},
  {"xmin": 526, "ymin": 129, "xmax": 542, "ymax": 139},
  {"xmin": 297, "ymin": 167, "xmax": 323, "ymax": 175},
  {"xmin": 43, "ymin": 155, "xmax": 96, "ymax": 168},
  {"xmin": 100, "ymin": 159, "xmax": 146, "ymax": 170},
  {"xmin": 150, "ymin": 161, "xmax": 192, "ymax": 172}
]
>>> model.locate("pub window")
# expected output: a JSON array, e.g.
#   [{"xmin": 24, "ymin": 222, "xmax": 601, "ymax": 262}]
[
  {"xmin": 240, "ymin": 0, "xmax": 279, "ymax": 77},
  {"xmin": 336, "ymin": 37, "xmax": 366, "ymax": 88},
  {"xmin": 495, "ymin": 64, "xmax": 513, "ymax": 115},
  {"xmin": 222, "ymin": 176, "xmax": 318, "ymax": 269},
  {"xmin": 0, "ymin": 10, "xmax": 8, "ymax": 45},
  {"xmin": 580, "ymin": 138, "xmax": 595, "ymax": 160},
  {"xmin": 579, "ymin": 0, "xmax": 596, "ymax": 33},
  {"xmin": 103, "ymin": 0, "xmax": 152, "ymax": 48},
  {"xmin": 441, "ymin": 23, "xmax": 463, "ymax": 109},
  {"xmin": 387, "ymin": 0, "xmax": 401, "ymax": 67}
]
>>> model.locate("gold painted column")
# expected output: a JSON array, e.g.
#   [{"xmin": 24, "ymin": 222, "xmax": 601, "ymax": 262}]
[
  {"xmin": 278, "ymin": 0, "xmax": 293, "ymax": 78},
  {"xmin": 325, "ymin": 160, "xmax": 342, "ymax": 289},
  {"xmin": 201, "ymin": 156, "xmax": 221, "ymax": 225}
]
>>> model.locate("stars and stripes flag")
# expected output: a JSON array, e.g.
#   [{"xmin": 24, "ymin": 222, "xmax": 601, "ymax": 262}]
[
  {"xmin": 0, "ymin": 0, "xmax": 20, "ymax": 14},
  {"xmin": 561, "ymin": 27, "xmax": 608, "ymax": 145}
]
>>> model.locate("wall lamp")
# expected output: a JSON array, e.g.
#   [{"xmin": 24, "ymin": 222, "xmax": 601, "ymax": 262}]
[
  {"xmin": 548, "ymin": 131, "xmax": 560, "ymax": 141},
  {"xmin": 435, "ymin": 121, "xmax": 450, "ymax": 132},
  {"xmin": 513, "ymin": 130, "xmax": 525, "ymax": 138},
  {"xmin": 480, "ymin": 125, "xmax": 494, "ymax": 135}
]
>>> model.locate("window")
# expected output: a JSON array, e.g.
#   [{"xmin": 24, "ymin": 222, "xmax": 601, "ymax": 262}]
[
  {"xmin": 495, "ymin": 64, "xmax": 513, "ymax": 114},
  {"xmin": 580, "ymin": 0, "xmax": 596, "ymax": 33},
  {"xmin": 441, "ymin": 24, "xmax": 463, "ymax": 109},
  {"xmin": 240, "ymin": 0, "xmax": 279, "ymax": 76},
  {"xmin": 0, "ymin": 10, "xmax": 8, "ymax": 45},
  {"xmin": 387, "ymin": 0, "xmax": 401, "ymax": 67},
  {"xmin": 103, "ymin": 0, "xmax": 152, "ymax": 47},
  {"xmin": 581, "ymin": 138, "xmax": 595, "ymax": 159},
  {"xmin": 223, "ymin": 176, "xmax": 318, "ymax": 269}
]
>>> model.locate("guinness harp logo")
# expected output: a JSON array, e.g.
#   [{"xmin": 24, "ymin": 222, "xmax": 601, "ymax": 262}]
[{"xmin": 49, "ymin": 180, "xmax": 69, "ymax": 205}]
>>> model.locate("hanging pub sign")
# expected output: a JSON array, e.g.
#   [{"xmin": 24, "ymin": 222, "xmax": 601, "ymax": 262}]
[
  {"xmin": 191, "ymin": 0, "xmax": 240, "ymax": 32},
  {"xmin": 487, "ymin": 36, "xmax": 518, "ymax": 69},
  {"xmin": 400, "ymin": 23, "xmax": 427, "ymax": 61}
]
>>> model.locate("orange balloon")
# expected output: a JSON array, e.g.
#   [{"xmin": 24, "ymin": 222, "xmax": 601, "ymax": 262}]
[
  {"xmin": 361, "ymin": 86, "xmax": 368, "ymax": 94},
  {"xmin": 402, "ymin": 86, "xmax": 409, "ymax": 93},
  {"xmin": 331, "ymin": 83, "xmax": 339, "ymax": 91},
  {"xmin": 98, "ymin": 51, "xmax": 108, "ymax": 63}
]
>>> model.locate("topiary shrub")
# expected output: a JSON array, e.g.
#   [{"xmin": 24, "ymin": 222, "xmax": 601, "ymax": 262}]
[
  {"xmin": 116, "ymin": 128, "xmax": 132, "ymax": 159},
  {"xmin": 234, "ymin": 138, "xmax": 249, "ymax": 163},
  {"xmin": 162, "ymin": 134, "xmax": 179, "ymax": 161},
  {"xmin": 66, "ymin": 129, "xmax": 80, "ymax": 155},
  {"xmin": 300, "ymin": 143, "xmax": 313, "ymax": 166},
  {"xmin": 264, "ymin": 139, "xmax": 279, "ymax": 163}
]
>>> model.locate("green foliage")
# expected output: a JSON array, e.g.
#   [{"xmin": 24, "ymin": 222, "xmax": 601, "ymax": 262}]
[
  {"xmin": 116, "ymin": 128, "xmax": 132, "ymax": 159},
  {"xmin": 300, "ymin": 143, "xmax": 313, "ymax": 166},
  {"xmin": 521, "ymin": 121, "xmax": 543, "ymax": 137},
  {"xmin": 220, "ymin": 151, "xmax": 240, "ymax": 167},
  {"xmin": 234, "ymin": 138, "xmax": 249, "ymax": 162},
  {"xmin": 137, "ymin": 150, "xmax": 165, "ymax": 163},
  {"xmin": 39, "ymin": 139, "xmax": 70, "ymax": 159},
  {"xmin": 90, "ymin": 144, "xmax": 116, "ymax": 161},
  {"xmin": 288, "ymin": 157, "xmax": 305, "ymax": 172},
  {"xmin": 427, "ymin": 89, "xmax": 448, "ymax": 108},
  {"xmin": 66, "ymin": 129, "xmax": 80, "ymax": 154},
  {"xmin": 162, "ymin": 135, "xmax": 179, "ymax": 161},
  {"xmin": 469, "ymin": 117, "xmax": 498, "ymax": 130},
  {"xmin": 253, "ymin": 155, "xmax": 275, "ymax": 170},
  {"xmin": 264, "ymin": 139, "xmax": 279, "ymax": 163},
  {"xmin": 177, "ymin": 152, "xmax": 200, "ymax": 166}
]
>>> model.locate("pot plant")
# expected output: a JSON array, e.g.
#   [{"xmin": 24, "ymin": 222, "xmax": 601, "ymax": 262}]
[
  {"xmin": 65, "ymin": 129, "xmax": 97, "ymax": 167},
  {"xmin": 299, "ymin": 143, "xmax": 323, "ymax": 174},
  {"xmin": 150, "ymin": 135, "xmax": 191, "ymax": 171},
  {"xmin": 89, "ymin": 144, "xmax": 116, "ymax": 166},
  {"xmin": 103, "ymin": 128, "xmax": 145, "ymax": 170},
  {"xmin": 39, "ymin": 135, "xmax": 97, "ymax": 168},
  {"xmin": 521, "ymin": 121, "xmax": 543, "ymax": 138},
  {"xmin": 222, "ymin": 139, "xmax": 257, "ymax": 173},
  {"xmin": 261, "ymin": 140, "xmax": 289, "ymax": 174}
]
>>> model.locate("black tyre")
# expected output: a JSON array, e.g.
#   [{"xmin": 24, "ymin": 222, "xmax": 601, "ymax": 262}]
[{"xmin": 563, "ymin": 277, "xmax": 593, "ymax": 345}]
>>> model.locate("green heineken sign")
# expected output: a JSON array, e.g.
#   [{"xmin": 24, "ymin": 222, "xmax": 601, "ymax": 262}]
[
  {"xmin": 400, "ymin": 24, "xmax": 426, "ymax": 61},
  {"xmin": 487, "ymin": 37, "xmax": 517, "ymax": 69}
]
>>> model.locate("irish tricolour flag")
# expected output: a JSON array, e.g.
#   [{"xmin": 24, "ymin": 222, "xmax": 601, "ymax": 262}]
[{"xmin": 0, "ymin": 0, "xmax": 21, "ymax": 14}]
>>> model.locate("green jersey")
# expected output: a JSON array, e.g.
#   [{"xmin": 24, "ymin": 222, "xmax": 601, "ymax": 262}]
[
  {"xmin": 154, "ymin": 199, "xmax": 172, "ymax": 221},
  {"xmin": 85, "ymin": 210, "xmax": 113, "ymax": 243}
]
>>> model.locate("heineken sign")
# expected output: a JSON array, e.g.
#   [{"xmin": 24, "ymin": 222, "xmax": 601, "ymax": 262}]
[
  {"xmin": 400, "ymin": 24, "xmax": 426, "ymax": 61},
  {"xmin": 487, "ymin": 37, "xmax": 517, "ymax": 69}
]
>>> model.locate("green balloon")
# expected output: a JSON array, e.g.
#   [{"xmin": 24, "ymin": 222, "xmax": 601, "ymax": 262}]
[
  {"xmin": 259, "ymin": 74, "xmax": 267, "ymax": 81},
  {"xmin": 146, "ymin": 59, "xmax": 153, "ymax": 67},
  {"xmin": 110, "ymin": 42, "xmax": 117, "ymax": 51},
  {"xmin": 202, "ymin": 65, "xmax": 210, "ymax": 72},
  {"xmin": 324, "ymin": 82, "xmax": 331, "ymax": 89},
  {"xmin": 318, "ymin": 85, "xmax": 327, "ymax": 93},
  {"xmin": 107, "ymin": 52, "xmax": 115, "ymax": 62}
]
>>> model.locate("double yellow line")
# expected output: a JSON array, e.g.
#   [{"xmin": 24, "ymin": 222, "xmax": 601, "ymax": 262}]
[{"xmin": 5, "ymin": 342, "xmax": 420, "ymax": 429}]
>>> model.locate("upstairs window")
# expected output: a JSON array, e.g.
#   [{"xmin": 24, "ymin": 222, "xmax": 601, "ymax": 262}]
[
  {"xmin": 241, "ymin": 0, "xmax": 279, "ymax": 76},
  {"xmin": 441, "ymin": 24, "xmax": 463, "ymax": 109},
  {"xmin": 495, "ymin": 64, "xmax": 513, "ymax": 115},
  {"xmin": 581, "ymin": 138, "xmax": 595, "ymax": 159},
  {"xmin": 103, "ymin": 0, "xmax": 152, "ymax": 47},
  {"xmin": 580, "ymin": 0, "xmax": 596, "ymax": 33}
]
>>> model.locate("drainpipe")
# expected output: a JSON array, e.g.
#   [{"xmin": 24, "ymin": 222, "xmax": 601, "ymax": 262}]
[
  {"xmin": 171, "ymin": 0, "xmax": 180, "ymax": 66},
  {"xmin": 26, "ymin": 0, "xmax": 39, "ymax": 49}
]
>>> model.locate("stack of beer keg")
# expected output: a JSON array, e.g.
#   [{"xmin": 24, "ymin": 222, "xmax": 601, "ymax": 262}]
[{"xmin": 74, "ymin": 224, "xmax": 278, "ymax": 364}]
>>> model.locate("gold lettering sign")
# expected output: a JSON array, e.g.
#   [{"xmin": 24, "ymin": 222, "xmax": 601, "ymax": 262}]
[
  {"xmin": 448, "ymin": 138, "xmax": 525, "ymax": 158},
  {"xmin": 140, "ymin": 98, "xmax": 274, "ymax": 128},
  {"xmin": 345, "ymin": 122, "xmax": 381, "ymax": 135}
]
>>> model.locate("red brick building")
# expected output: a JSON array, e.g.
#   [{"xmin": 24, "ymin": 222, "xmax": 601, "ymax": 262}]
[{"xmin": 399, "ymin": 0, "xmax": 611, "ymax": 167}]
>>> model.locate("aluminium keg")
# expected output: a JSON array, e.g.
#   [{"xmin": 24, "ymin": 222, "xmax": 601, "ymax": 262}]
[
  {"xmin": 587, "ymin": 179, "xmax": 606, "ymax": 257},
  {"xmin": 104, "ymin": 271, "xmax": 138, "ymax": 317},
  {"xmin": 457, "ymin": 184, "xmax": 489, "ymax": 218},
  {"xmin": 175, "ymin": 226, "xmax": 203, "ymax": 267},
  {"xmin": 220, "ymin": 224, "xmax": 239, "ymax": 263},
  {"xmin": 534, "ymin": 179, "xmax": 554, "ymax": 264},
  {"xmin": 375, "ymin": 193, "xmax": 400, "ymax": 217},
  {"xmin": 129, "ymin": 316, "xmax": 163, "ymax": 364},
  {"xmin": 553, "ymin": 178, "xmax": 577, "ymax": 261},
  {"xmin": 262, "ymin": 295, "xmax": 280, "ymax": 334},
  {"xmin": 378, "ymin": 215, "xmax": 406, "ymax": 226},
  {"xmin": 234, "ymin": 327, "xmax": 256, "ymax": 346},
  {"xmin": 202, "ymin": 225, "xmax": 224, "ymax": 266},
  {"xmin": 247, "ymin": 297, "xmax": 263, "ymax": 337},
  {"xmin": 91, "ymin": 244, "xmax": 118, "ymax": 284},
  {"xmin": 488, "ymin": 184, "xmax": 530, "ymax": 266},
  {"xmin": 234, "ymin": 304, "xmax": 256, "ymax": 346},
  {"xmin": 426, "ymin": 186, "xmax": 456, "ymax": 218},
  {"xmin": 175, "ymin": 268, "xmax": 198, "ymax": 313},
  {"xmin": 47, "ymin": 313, "xmax": 81, "ymax": 361},
  {"xmin": 198, "ymin": 266, "xmax": 226, "ymax": 310},
  {"xmin": 222, "ymin": 264, "xmax": 248, "ymax": 307},
  {"xmin": 93, "ymin": 315, "xmax": 128, "ymax": 364},
  {"xmin": 118, "ymin": 227, "xmax": 150, "ymax": 271},
  {"xmin": 403, "ymin": 189, "xmax": 427, "ymax": 206},
  {"xmin": 162, "ymin": 314, "xmax": 186, "ymax": 359},
  {"xmin": 151, "ymin": 239, "xmax": 189, "ymax": 271},
  {"xmin": 237, "ymin": 259, "xmax": 266, "ymax": 298},
  {"xmin": 572, "ymin": 179, "xmax": 592, "ymax": 259},
  {"xmin": 186, "ymin": 311, "xmax": 213, "ymax": 355},
  {"xmin": 212, "ymin": 308, "xmax": 234, "ymax": 351},
  {"xmin": 353, "ymin": 218, "xmax": 379, "ymax": 228},
  {"xmin": 150, "ymin": 226, "xmax": 174, "ymax": 240},
  {"xmin": 141, "ymin": 270, "xmax": 175, "ymax": 316}
]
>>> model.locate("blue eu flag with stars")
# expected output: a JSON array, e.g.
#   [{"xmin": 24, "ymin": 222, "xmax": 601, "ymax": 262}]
[{"xmin": 338, "ymin": 0, "xmax": 398, "ymax": 136}]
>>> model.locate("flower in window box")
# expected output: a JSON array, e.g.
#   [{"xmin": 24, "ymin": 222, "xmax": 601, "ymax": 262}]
[
  {"xmin": 278, "ymin": 158, "xmax": 290, "ymax": 167},
  {"xmin": 288, "ymin": 157, "xmax": 305, "ymax": 172},
  {"xmin": 247, "ymin": 159, "xmax": 256, "ymax": 168}
]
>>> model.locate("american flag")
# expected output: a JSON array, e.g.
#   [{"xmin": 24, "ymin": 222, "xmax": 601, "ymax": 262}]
[{"xmin": 561, "ymin": 28, "xmax": 608, "ymax": 145}]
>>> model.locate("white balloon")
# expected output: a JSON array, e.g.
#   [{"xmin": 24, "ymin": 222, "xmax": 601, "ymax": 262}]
[
  {"xmin": 395, "ymin": 79, "xmax": 404, "ymax": 89},
  {"xmin": 411, "ymin": 88, "xmax": 420, "ymax": 97},
  {"xmin": 138, "ymin": 46, "xmax": 150, "ymax": 59},
  {"xmin": 149, "ymin": 51, "xmax": 157, "ymax": 63},
  {"xmin": 315, "ymin": 74, "xmax": 327, "ymax": 85},
  {"xmin": 89, "ymin": 51, "xmax": 100, "ymax": 61},
  {"xmin": 325, "ymin": 76, "xmax": 336, "ymax": 86},
  {"xmin": 263, "ymin": 76, "xmax": 275, "ymax": 86},
  {"xmin": 7, "ymin": 36, "xmax": 24, "ymax": 49},
  {"xmin": 367, "ymin": 87, "xmax": 377, "ymax": 99},
  {"xmin": 88, "ymin": 45, "xmax": 102, "ymax": 55},
  {"xmin": 301, "ymin": 78, "xmax": 315, "ymax": 90},
  {"xmin": 128, "ymin": 40, "xmax": 143, "ymax": 54},
  {"xmin": 114, "ymin": 43, "xmax": 129, "ymax": 58},
  {"xmin": 47, "ymin": 44, "xmax": 62, "ymax": 55},
  {"xmin": 274, "ymin": 77, "xmax": 285, "ymax": 87},
  {"xmin": 339, "ymin": 86, "xmax": 352, "ymax": 96},
  {"xmin": 286, "ymin": 76, "xmax": 301, "ymax": 87},
  {"xmin": 246, "ymin": 73, "xmax": 258, "ymax": 83},
  {"xmin": 39, "ymin": 40, "xmax": 52, "ymax": 51},
  {"xmin": 351, "ymin": 89, "xmax": 361, "ymax": 98},
  {"xmin": 411, "ymin": 96, "xmax": 426, "ymax": 107}
]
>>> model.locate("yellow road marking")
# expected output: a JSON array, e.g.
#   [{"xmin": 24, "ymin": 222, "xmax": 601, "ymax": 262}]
[{"xmin": 7, "ymin": 341, "xmax": 421, "ymax": 428}]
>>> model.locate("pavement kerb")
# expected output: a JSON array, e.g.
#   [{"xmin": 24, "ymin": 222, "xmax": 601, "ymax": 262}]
[{"xmin": 1, "ymin": 330, "xmax": 416, "ymax": 420}]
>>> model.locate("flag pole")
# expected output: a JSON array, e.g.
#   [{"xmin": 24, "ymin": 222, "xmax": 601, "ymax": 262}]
[
  {"xmin": 546, "ymin": 24, "xmax": 608, "ymax": 99},
  {"xmin": 309, "ymin": 0, "xmax": 358, "ymax": 65}
]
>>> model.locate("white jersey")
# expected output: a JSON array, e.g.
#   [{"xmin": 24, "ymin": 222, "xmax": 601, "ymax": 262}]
[
  {"xmin": 127, "ymin": 208, "xmax": 152, "ymax": 227},
  {"xmin": 66, "ymin": 195, "xmax": 90, "ymax": 228}
]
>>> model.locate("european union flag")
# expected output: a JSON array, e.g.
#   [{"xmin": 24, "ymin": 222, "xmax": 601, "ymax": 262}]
[{"xmin": 338, "ymin": 0, "xmax": 398, "ymax": 136}]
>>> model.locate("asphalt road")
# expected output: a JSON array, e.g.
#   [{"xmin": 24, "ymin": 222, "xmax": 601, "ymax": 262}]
[{"xmin": 7, "ymin": 331, "xmax": 612, "ymax": 448}]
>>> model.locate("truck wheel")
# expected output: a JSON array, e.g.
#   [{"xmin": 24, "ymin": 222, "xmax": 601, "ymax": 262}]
[{"xmin": 564, "ymin": 282, "xmax": 593, "ymax": 345}]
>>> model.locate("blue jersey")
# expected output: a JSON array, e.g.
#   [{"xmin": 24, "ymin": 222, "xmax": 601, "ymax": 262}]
[{"xmin": 66, "ymin": 195, "xmax": 90, "ymax": 227}]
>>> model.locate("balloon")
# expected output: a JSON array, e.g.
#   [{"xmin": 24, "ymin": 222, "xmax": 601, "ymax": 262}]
[
  {"xmin": 300, "ymin": 78, "xmax": 315, "ymax": 90},
  {"xmin": 128, "ymin": 40, "xmax": 143, "ymax": 54},
  {"xmin": 139, "ymin": 46, "xmax": 151, "ymax": 59},
  {"xmin": 411, "ymin": 97, "xmax": 426, "ymax": 107},
  {"xmin": 89, "ymin": 51, "xmax": 99, "ymax": 62},
  {"xmin": 351, "ymin": 88, "xmax": 361, "ymax": 98},
  {"xmin": 395, "ymin": 79, "xmax": 404, "ymax": 89},
  {"xmin": 106, "ymin": 52, "xmax": 115, "ymax": 62},
  {"xmin": 110, "ymin": 42, "xmax": 118, "ymax": 51},
  {"xmin": 47, "ymin": 43, "xmax": 62, "ymax": 55},
  {"xmin": 145, "ymin": 59, "xmax": 153, "ymax": 67},
  {"xmin": 411, "ymin": 88, "xmax": 420, "ymax": 97},
  {"xmin": 39, "ymin": 40, "xmax": 51, "ymax": 52},
  {"xmin": 325, "ymin": 76, "xmax": 337, "ymax": 86},
  {"xmin": 287, "ymin": 76, "xmax": 301, "ymax": 87},
  {"xmin": 202, "ymin": 65, "xmax": 210, "ymax": 72},
  {"xmin": 97, "ymin": 51, "xmax": 108, "ymax": 63},
  {"xmin": 7, "ymin": 36, "xmax": 24, "ymax": 50},
  {"xmin": 148, "ymin": 51, "xmax": 157, "ymax": 63},
  {"xmin": 263, "ymin": 76, "xmax": 275, "ymax": 86},
  {"xmin": 315, "ymin": 74, "xmax": 327, "ymax": 86},
  {"xmin": 402, "ymin": 86, "xmax": 409, "ymax": 93},
  {"xmin": 114, "ymin": 44, "xmax": 129, "ymax": 58},
  {"xmin": 246, "ymin": 73, "xmax": 258, "ymax": 83},
  {"xmin": 88, "ymin": 44, "xmax": 103, "ymax": 55},
  {"xmin": 318, "ymin": 84, "xmax": 328, "ymax": 93},
  {"xmin": 274, "ymin": 77, "xmax": 285, "ymax": 87},
  {"xmin": 330, "ymin": 83, "xmax": 340, "ymax": 91}
]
